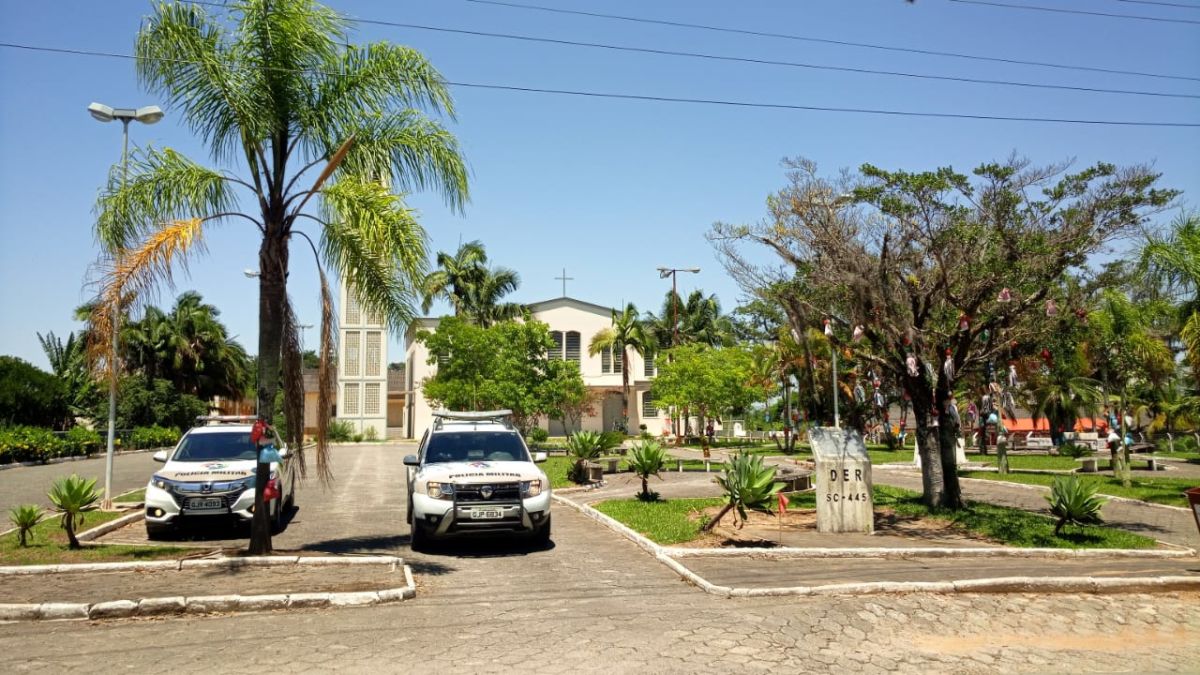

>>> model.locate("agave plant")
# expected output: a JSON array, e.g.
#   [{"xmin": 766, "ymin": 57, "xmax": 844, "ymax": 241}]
[
  {"xmin": 1046, "ymin": 475, "xmax": 1106, "ymax": 535},
  {"xmin": 702, "ymin": 451, "xmax": 784, "ymax": 531},
  {"xmin": 9, "ymin": 504, "xmax": 44, "ymax": 547},
  {"xmin": 565, "ymin": 431, "xmax": 603, "ymax": 483},
  {"xmin": 627, "ymin": 441, "xmax": 668, "ymax": 501},
  {"xmin": 48, "ymin": 475, "xmax": 100, "ymax": 549}
]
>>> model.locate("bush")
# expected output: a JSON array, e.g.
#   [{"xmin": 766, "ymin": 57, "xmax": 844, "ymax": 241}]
[
  {"xmin": 628, "ymin": 440, "xmax": 668, "ymax": 501},
  {"xmin": 566, "ymin": 431, "xmax": 603, "ymax": 483},
  {"xmin": 1057, "ymin": 442, "xmax": 1092, "ymax": 458},
  {"xmin": 0, "ymin": 356, "xmax": 69, "ymax": 428},
  {"xmin": 63, "ymin": 426, "xmax": 103, "ymax": 456},
  {"xmin": 128, "ymin": 425, "xmax": 181, "ymax": 450},
  {"xmin": 527, "ymin": 427, "xmax": 549, "ymax": 447},
  {"xmin": 9, "ymin": 504, "xmax": 44, "ymax": 547},
  {"xmin": 0, "ymin": 426, "xmax": 64, "ymax": 464},
  {"xmin": 328, "ymin": 420, "xmax": 354, "ymax": 442},
  {"xmin": 352, "ymin": 433, "xmax": 364, "ymax": 443},
  {"xmin": 364, "ymin": 426, "xmax": 378, "ymax": 442},
  {"xmin": 1046, "ymin": 475, "xmax": 1106, "ymax": 535},
  {"xmin": 598, "ymin": 430, "xmax": 625, "ymax": 453},
  {"xmin": 89, "ymin": 375, "xmax": 207, "ymax": 431}
]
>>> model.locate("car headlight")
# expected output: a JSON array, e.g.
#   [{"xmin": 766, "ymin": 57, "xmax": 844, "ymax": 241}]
[
  {"xmin": 151, "ymin": 475, "xmax": 172, "ymax": 490},
  {"xmin": 521, "ymin": 479, "xmax": 543, "ymax": 498},
  {"xmin": 426, "ymin": 482, "xmax": 455, "ymax": 500}
]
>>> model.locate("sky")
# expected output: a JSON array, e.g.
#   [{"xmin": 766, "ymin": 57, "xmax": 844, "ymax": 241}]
[{"xmin": 1, "ymin": 0, "xmax": 1197, "ymax": 369}]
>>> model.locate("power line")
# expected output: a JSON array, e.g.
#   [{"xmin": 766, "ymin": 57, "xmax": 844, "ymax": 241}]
[
  {"xmin": 457, "ymin": 0, "xmax": 1199, "ymax": 81},
  {"xmin": 1116, "ymin": 0, "xmax": 1200, "ymax": 9},
  {"xmin": 2, "ymin": 40, "xmax": 1197, "ymax": 127},
  {"xmin": 948, "ymin": 0, "xmax": 1200, "ymax": 24}
]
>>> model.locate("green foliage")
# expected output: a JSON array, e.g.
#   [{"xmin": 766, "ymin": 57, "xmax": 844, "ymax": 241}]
[
  {"xmin": 594, "ymin": 497, "xmax": 725, "ymax": 545},
  {"xmin": 598, "ymin": 430, "xmax": 625, "ymax": 453},
  {"xmin": 0, "ymin": 356, "xmax": 68, "ymax": 429},
  {"xmin": 88, "ymin": 375, "xmax": 208, "ymax": 431},
  {"xmin": 364, "ymin": 426, "xmax": 378, "ymax": 442},
  {"xmin": 565, "ymin": 431, "xmax": 603, "ymax": 483},
  {"xmin": 628, "ymin": 440, "xmax": 668, "ymax": 501},
  {"xmin": 129, "ymin": 425, "xmax": 181, "ymax": 449},
  {"xmin": 420, "ymin": 240, "xmax": 522, "ymax": 326},
  {"xmin": 652, "ymin": 344, "xmax": 765, "ymax": 422},
  {"xmin": 0, "ymin": 426, "xmax": 65, "ymax": 464},
  {"xmin": 526, "ymin": 427, "xmax": 549, "ymax": 447},
  {"xmin": 47, "ymin": 475, "xmax": 100, "ymax": 549},
  {"xmin": 1046, "ymin": 475, "xmax": 1107, "ymax": 535},
  {"xmin": 417, "ymin": 317, "xmax": 587, "ymax": 433},
  {"xmin": 63, "ymin": 426, "xmax": 103, "ymax": 455},
  {"xmin": 1057, "ymin": 442, "xmax": 1092, "ymax": 459},
  {"xmin": 328, "ymin": 420, "xmax": 354, "ymax": 442},
  {"xmin": 37, "ymin": 331, "xmax": 96, "ymax": 417},
  {"xmin": 9, "ymin": 504, "xmax": 44, "ymax": 547},
  {"xmin": 707, "ymin": 451, "xmax": 784, "ymax": 529}
]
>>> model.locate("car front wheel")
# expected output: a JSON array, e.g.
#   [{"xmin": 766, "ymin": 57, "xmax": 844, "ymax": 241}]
[
  {"xmin": 410, "ymin": 521, "xmax": 428, "ymax": 552},
  {"xmin": 533, "ymin": 514, "xmax": 551, "ymax": 546}
]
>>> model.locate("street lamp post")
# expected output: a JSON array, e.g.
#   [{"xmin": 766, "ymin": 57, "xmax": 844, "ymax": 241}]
[
  {"xmin": 88, "ymin": 102, "xmax": 163, "ymax": 509},
  {"xmin": 657, "ymin": 266, "xmax": 700, "ymax": 437}
]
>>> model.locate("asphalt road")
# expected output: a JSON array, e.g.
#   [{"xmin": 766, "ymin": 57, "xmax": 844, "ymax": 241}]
[
  {"xmin": 0, "ymin": 451, "xmax": 160, "ymax": 513},
  {"xmin": 3, "ymin": 443, "xmax": 1199, "ymax": 672}
]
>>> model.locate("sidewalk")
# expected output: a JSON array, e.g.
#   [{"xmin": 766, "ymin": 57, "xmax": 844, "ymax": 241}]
[{"xmin": 667, "ymin": 446, "xmax": 1200, "ymax": 549}]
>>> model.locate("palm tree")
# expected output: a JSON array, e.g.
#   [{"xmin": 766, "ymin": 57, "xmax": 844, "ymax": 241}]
[
  {"xmin": 47, "ymin": 475, "xmax": 99, "ymax": 550},
  {"xmin": 421, "ymin": 240, "xmax": 488, "ymax": 316},
  {"xmin": 89, "ymin": 0, "xmax": 468, "ymax": 554},
  {"xmin": 589, "ymin": 303, "xmax": 654, "ymax": 432},
  {"xmin": 1141, "ymin": 214, "xmax": 1200, "ymax": 372},
  {"xmin": 1029, "ymin": 374, "xmax": 1102, "ymax": 444},
  {"xmin": 37, "ymin": 331, "xmax": 94, "ymax": 419},
  {"xmin": 463, "ymin": 266, "xmax": 523, "ymax": 327}
]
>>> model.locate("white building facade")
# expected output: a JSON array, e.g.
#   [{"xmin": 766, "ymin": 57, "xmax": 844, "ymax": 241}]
[
  {"xmin": 402, "ymin": 296, "xmax": 670, "ymax": 439},
  {"xmin": 336, "ymin": 283, "xmax": 388, "ymax": 437}
]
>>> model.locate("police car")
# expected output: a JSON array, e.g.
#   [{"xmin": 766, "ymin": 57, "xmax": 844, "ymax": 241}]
[
  {"xmin": 404, "ymin": 410, "xmax": 551, "ymax": 551},
  {"xmin": 143, "ymin": 416, "xmax": 297, "ymax": 538}
]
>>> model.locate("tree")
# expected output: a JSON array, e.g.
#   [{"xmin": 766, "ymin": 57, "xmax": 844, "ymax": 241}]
[
  {"xmin": 88, "ymin": 0, "xmax": 468, "ymax": 554},
  {"xmin": 48, "ymin": 475, "xmax": 99, "ymax": 550},
  {"xmin": 0, "ymin": 356, "xmax": 68, "ymax": 428},
  {"xmin": 651, "ymin": 344, "xmax": 765, "ymax": 436},
  {"xmin": 37, "ymin": 331, "xmax": 95, "ymax": 422},
  {"xmin": 1141, "ymin": 214, "xmax": 1200, "ymax": 373},
  {"xmin": 417, "ymin": 317, "xmax": 585, "ymax": 433},
  {"xmin": 589, "ymin": 303, "xmax": 654, "ymax": 433},
  {"xmin": 711, "ymin": 156, "xmax": 1176, "ymax": 508},
  {"xmin": 421, "ymin": 240, "xmax": 522, "ymax": 326},
  {"xmin": 88, "ymin": 374, "xmax": 209, "ymax": 431}
]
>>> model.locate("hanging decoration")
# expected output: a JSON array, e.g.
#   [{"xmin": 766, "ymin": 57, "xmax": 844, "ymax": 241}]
[
  {"xmin": 906, "ymin": 353, "xmax": 919, "ymax": 377},
  {"xmin": 852, "ymin": 325, "xmax": 864, "ymax": 342},
  {"xmin": 823, "ymin": 319, "xmax": 833, "ymax": 337},
  {"xmin": 1007, "ymin": 363, "xmax": 1019, "ymax": 389},
  {"xmin": 997, "ymin": 288, "xmax": 1012, "ymax": 303},
  {"xmin": 943, "ymin": 349, "xmax": 955, "ymax": 383},
  {"xmin": 1045, "ymin": 299, "xmax": 1058, "ymax": 317},
  {"xmin": 1075, "ymin": 308, "xmax": 1088, "ymax": 324},
  {"xmin": 958, "ymin": 314, "xmax": 970, "ymax": 332}
]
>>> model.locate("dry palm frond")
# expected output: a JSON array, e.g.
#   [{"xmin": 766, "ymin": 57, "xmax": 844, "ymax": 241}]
[
  {"xmin": 315, "ymin": 268, "xmax": 337, "ymax": 485},
  {"xmin": 280, "ymin": 296, "xmax": 306, "ymax": 479},
  {"xmin": 85, "ymin": 218, "xmax": 207, "ymax": 375}
]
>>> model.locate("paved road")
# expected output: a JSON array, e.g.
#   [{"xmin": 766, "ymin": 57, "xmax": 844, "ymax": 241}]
[
  {"xmin": 4, "ymin": 444, "xmax": 1199, "ymax": 672},
  {"xmin": 0, "ymin": 452, "xmax": 160, "ymax": 513}
]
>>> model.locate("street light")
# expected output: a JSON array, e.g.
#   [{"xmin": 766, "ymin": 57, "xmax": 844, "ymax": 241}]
[{"xmin": 89, "ymin": 101, "xmax": 163, "ymax": 510}]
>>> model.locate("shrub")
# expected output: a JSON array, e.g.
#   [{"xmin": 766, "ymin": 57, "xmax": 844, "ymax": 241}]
[
  {"xmin": 527, "ymin": 427, "xmax": 549, "ymax": 447},
  {"xmin": 0, "ymin": 356, "xmax": 69, "ymax": 428},
  {"xmin": 328, "ymin": 420, "xmax": 354, "ymax": 442},
  {"xmin": 703, "ymin": 451, "xmax": 784, "ymax": 532},
  {"xmin": 628, "ymin": 440, "xmax": 668, "ymax": 501},
  {"xmin": 128, "ymin": 425, "xmax": 181, "ymax": 450},
  {"xmin": 9, "ymin": 504, "xmax": 44, "ymax": 547},
  {"xmin": 1046, "ymin": 475, "xmax": 1106, "ymax": 535},
  {"xmin": 598, "ymin": 430, "xmax": 625, "ymax": 453},
  {"xmin": 1057, "ymin": 442, "xmax": 1092, "ymax": 458},
  {"xmin": 48, "ymin": 474, "xmax": 99, "ymax": 549},
  {"xmin": 0, "ymin": 426, "xmax": 64, "ymax": 464},
  {"xmin": 64, "ymin": 426, "xmax": 103, "ymax": 456},
  {"xmin": 352, "ymin": 433, "xmax": 364, "ymax": 443},
  {"xmin": 566, "ymin": 431, "xmax": 603, "ymax": 483},
  {"xmin": 364, "ymin": 426, "xmax": 378, "ymax": 442}
]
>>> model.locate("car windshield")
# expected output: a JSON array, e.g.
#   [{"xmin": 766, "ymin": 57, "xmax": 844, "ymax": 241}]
[
  {"xmin": 424, "ymin": 431, "xmax": 529, "ymax": 464},
  {"xmin": 172, "ymin": 431, "xmax": 258, "ymax": 462}
]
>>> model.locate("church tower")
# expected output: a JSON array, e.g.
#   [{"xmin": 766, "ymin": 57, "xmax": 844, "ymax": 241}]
[{"xmin": 336, "ymin": 281, "xmax": 388, "ymax": 438}]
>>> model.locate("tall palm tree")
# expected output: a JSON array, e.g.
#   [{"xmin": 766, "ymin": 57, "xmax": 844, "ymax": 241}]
[
  {"xmin": 589, "ymin": 303, "xmax": 654, "ymax": 431},
  {"xmin": 89, "ymin": 0, "xmax": 468, "ymax": 553},
  {"xmin": 36, "ymin": 331, "xmax": 93, "ymax": 421},
  {"xmin": 1141, "ymin": 214, "xmax": 1200, "ymax": 373},
  {"xmin": 1029, "ymin": 374, "xmax": 1102, "ymax": 443},
  {"xmin": 421, "ymin": 240, "xmax": 488, "ymax": 316},
  {"xmin": 464, "ymin": 266, "xmax": 523, "ymax": 327}
]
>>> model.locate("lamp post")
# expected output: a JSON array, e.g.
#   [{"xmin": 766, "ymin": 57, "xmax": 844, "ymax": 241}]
[
  {"xmin": 88, "ymin": 102, "xmax": 163, "ymax": 509},
  {"xmin": 657, "ymin": 266, "xmax": 699, "ymax": 437}
]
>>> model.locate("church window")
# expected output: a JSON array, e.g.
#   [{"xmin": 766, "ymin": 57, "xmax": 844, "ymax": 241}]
[{"xmin": 565, "ymin": 331, "xmax": 581, "ymax": 363}]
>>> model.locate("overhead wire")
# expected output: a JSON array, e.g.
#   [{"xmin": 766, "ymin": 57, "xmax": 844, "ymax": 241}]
[
  {"xmin": 456, "ymin": 0, "xmax": 1199, "ymax": 81},
  {"xmin": 1, "ymin": 40, "xmax": 1197, "ymax": 128},
  {"xmin": 947, "ymin": 0, "xmax": 1200, "ymax": 24},
  {"xmin": 1115, "ymin": 0, "xmax": 1200, "ymax": 9}
]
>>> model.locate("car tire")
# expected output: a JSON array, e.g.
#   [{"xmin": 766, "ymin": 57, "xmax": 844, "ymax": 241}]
[
  {"xmin": 533, "ymin": 514, "xmax": 551, "ymax": 546},
  {"xmin": 271, "ymin": 498, "xmax": 285, "ymax": 534},
  {"xmin": 145, "ymin": 522, "xmax": 172, "ymax": 541},
  {"xmin": 406, "ymin": 496, "xmax": 413, "ymax": 524},
  {"xmin": 410, "ymin": 521, "xmax": 428, "ymax": 553},
  {"xmin": 287, "ymin": 476, "xmax": 296, "ymax": 510}
]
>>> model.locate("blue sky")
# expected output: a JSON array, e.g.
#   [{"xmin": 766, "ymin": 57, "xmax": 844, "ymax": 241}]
[{"xmin": 1, "ymin": 0, "xmax": 1197, "ymax": 368}]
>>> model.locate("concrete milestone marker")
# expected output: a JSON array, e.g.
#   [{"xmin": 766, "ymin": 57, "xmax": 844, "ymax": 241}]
[{"xmin": 810, "ymin": 427, "xmax": 874, "ymax": 534}]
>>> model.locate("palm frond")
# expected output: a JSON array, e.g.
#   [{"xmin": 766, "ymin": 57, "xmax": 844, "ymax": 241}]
[
  {"xmin": 281, "ymin": 296, "xmax": 306, "ymax": 478},
  {"xmin": 315, "ymin": 267, "xmax": 337, "ymax": 484}
]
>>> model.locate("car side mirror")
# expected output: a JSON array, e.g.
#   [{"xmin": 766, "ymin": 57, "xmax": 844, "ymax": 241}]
[
  {"xmin": 152, "ymin": 450, "xmax": 168, "ymax": 463},
  {"xmin": 403, "ymin": 454, "xmax": 419, "ymax": 467},
  {"xmin": 532, "ymin": 451, "xmax": 547, "ymax": 463}
]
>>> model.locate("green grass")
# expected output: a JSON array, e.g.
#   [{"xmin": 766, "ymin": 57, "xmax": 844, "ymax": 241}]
[
  {"xmin": 595, "ymin": 485, "xmax": 1158, "ymax": 549},
  {"xmin": 114, "ymin": 488, "xmax": 146, "ymax": 503},
  {"xmin": 966, "ymin": 453, "xmax": 1080, "ymax": 471},
  {"xmin": 541, "ymin": 456, "xmax": 577, "ymax": 489},
  {"xmin": 1, "ymin": 510, "xmax": 188, "ymax": 565},
  {"xmin": 958, "ymin": 471, "xmax": 1196, "ymax": 508},
  {"xmin": 1153, "ymin": 451, "xmax": 1200, "ymax": 463}
]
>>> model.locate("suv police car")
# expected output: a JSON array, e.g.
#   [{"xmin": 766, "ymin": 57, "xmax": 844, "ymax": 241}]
[
  {"xmin": 144, "ymin": 416, "xmax": 296, "ymax": 538},
  {"xmin": 404, "ymin": 410, "xmax": 551, "ymax": 550}
]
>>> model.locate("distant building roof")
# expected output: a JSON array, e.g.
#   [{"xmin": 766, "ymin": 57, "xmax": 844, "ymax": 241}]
[{"xmin": 388, "ymin": 366, "xmax": 405, "ymax": 393}]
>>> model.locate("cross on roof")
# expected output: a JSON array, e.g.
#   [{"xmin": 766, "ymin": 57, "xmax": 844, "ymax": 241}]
[{"xmin": 554, "ymin": 268, "xmax": 574, "ymax": 297}]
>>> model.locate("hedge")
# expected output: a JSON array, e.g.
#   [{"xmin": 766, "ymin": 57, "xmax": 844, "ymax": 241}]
[{"xmin": 0, "ymin": 425, "xmax": 180, "ymax": 465}]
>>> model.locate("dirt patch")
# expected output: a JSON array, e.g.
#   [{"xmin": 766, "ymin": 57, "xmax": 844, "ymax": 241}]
[{"xmin": 686, "ymin": 506, "xmax": 996, "ymax": 548}]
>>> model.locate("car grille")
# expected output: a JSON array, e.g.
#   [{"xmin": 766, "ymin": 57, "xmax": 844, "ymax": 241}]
[{"xmin": 454, "ymin": 482, "xmax": 520, "ymax": 503}]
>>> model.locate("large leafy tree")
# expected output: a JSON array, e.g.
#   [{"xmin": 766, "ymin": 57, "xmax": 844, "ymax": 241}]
[
  {"xmin": 651, "ymin": 344, "xmax": 765, "ymax": 433},
  {"xmin": 88, "ymin": 0, "xmax": 468, "ymax": 553},
  {"xmin": 421, "ymin": 240, "xmax": 522, "ymax": 326},
  {"xmin": 0, "ymin": 357, "xmax": 68, "ymax": 428},
  {"xmin": 589, "ymin": 303, "xmax": 655, "ymax": 431},
  {"xmin": 37, "ymin": 331, "xmax": 95, "ymax": 420},
  {"xmin": 712, "ymin": 156, "xmax": 1176, "ymax": 508}
]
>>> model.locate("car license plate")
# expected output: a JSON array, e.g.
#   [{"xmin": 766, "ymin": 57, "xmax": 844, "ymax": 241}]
[
  {"xmin": 470, "ymin": 508, "xmax": 502, "ymax": 520},
  {"xmin": 186, "ymin": 498, "xmax": 224, "ymax": 511}
]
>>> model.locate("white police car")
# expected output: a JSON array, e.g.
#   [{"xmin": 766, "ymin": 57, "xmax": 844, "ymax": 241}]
[
  {"xmin": 144, "ymin": 416, "xmax": 296, "ymax": 538},
  {"xmin": 404, "ymin": 410, "xmax": 551, "ymax": 551}
]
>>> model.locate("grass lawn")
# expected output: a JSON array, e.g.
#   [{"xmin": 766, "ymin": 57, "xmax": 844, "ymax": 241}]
[
  {"xmin": 541, "ymin": 456, "xmax": 577, "ymax": 489},
  {"xmin": 966, "ymin": 454, "xmax": 1080, "ymax": 471},
  {"xmin": 958, "ymin": 471, "xmax": 1196, "ymax": 508},
  {"xmin": 114, "ymin": 488, "xmax": 146, "ymax": 503},
  {"xmin": 595, "ymin": 485, "xmax": 1157, "ymax": 549},
  {"xmin": 1, "ymin": 510, "xmax": 188, "ymax": 565},
  {"xmin": 1154, "ymin": 451, "xmax": 1200, "ymax": 463}
]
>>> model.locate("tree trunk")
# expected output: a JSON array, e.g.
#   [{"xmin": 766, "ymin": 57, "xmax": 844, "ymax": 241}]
[
  {"xmin": 249, "ymin": 231, "xmax": 289, "ymax": 555},
  {"xmin": 935, "ymin": 372, "xmax": 963, "ymax": 509},
  {"xmin": 907, "ymin": 373, "xmax": 946, "ymax": 509},
  {"xmin": 701, "ymin": 502, "xmax": 735, "ymax": 532},
  {"xmin": 64, "ymin": 514, "xmax": 80, "ymax": 550}
]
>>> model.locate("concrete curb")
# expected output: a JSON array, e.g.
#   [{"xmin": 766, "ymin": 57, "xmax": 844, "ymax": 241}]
[
  {"xmin": 661, "ymin": 545, "xmax": 1198, "ymax": 559},
  {"xmin": 0, "ymin": 446, "xmax": 169, "ymax": 472},
  {"xmin": 0, "ymin": 554, "xmax": 402, "ymax": 576},
  {"xmin": 0, "ymin": 558, "xmax": 416, "ymax": 622},
  {"xmin": 554, "ymin": 493, "xmax": 1200, "ymax": 598},
  {"xmin": 76, "ymin": 510, "xmax": 145, "ymax": 542}
]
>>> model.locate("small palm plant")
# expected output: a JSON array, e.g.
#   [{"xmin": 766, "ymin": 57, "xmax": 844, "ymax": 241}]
[
  {"xmin": 702, "ymin": 451, "xmax": 784, "ymax": 531},
  {"xmin": 565, "ymin": 431, "xmax": 603, "ymax": 483},
  {"xmin": 9, "ymin": 505, "xmax": 44, "ymax": 547},
  {"xmin": 1046, "ymin": 475, "xmax": 1106, "ymax": 535},
  {"xmin": 48, "ymin": 475, "xmax": 100, "ymax": 549},
  {"xmin": 628, "ymin": 440, "xmax": 668, "ymax": 501}
]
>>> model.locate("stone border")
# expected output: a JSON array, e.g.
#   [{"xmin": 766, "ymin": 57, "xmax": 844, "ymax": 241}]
[
  {"xmin": 662, "ymin": 545, "xmax": 1197, "ymax": 559},
  {"xmin": 0, "ymin": 556, "xmax": 415, "ymax": 621},
  {"xmin": 0, "ymin": 446, "xmax": 170, "ymax": 472},
  {"xmin": 553, "ymin": 494, "xmax": 1200, "ymax": 597}
]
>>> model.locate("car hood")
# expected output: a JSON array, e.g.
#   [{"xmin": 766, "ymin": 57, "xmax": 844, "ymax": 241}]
[
  {"xmin": 157, "ymin": 459, "xmax": 260, "ymax": 482},
  {"xmin": 417, "ymin": 460, "xmax": 546, "ymax": 484}
]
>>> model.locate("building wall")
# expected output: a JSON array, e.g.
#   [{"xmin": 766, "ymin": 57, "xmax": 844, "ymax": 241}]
[
  {"xmin": 403, "ymin": 318, "xmax": 439, "ymax": 439},
  {"xmin": 335, "ymin": 283, "xmax": 388, "ymax": 437}
]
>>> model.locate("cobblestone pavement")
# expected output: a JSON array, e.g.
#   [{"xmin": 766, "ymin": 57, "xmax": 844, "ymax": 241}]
[{"xmin": 4, "ymin": 444, "xmax": 1200, "ymax": 672}]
